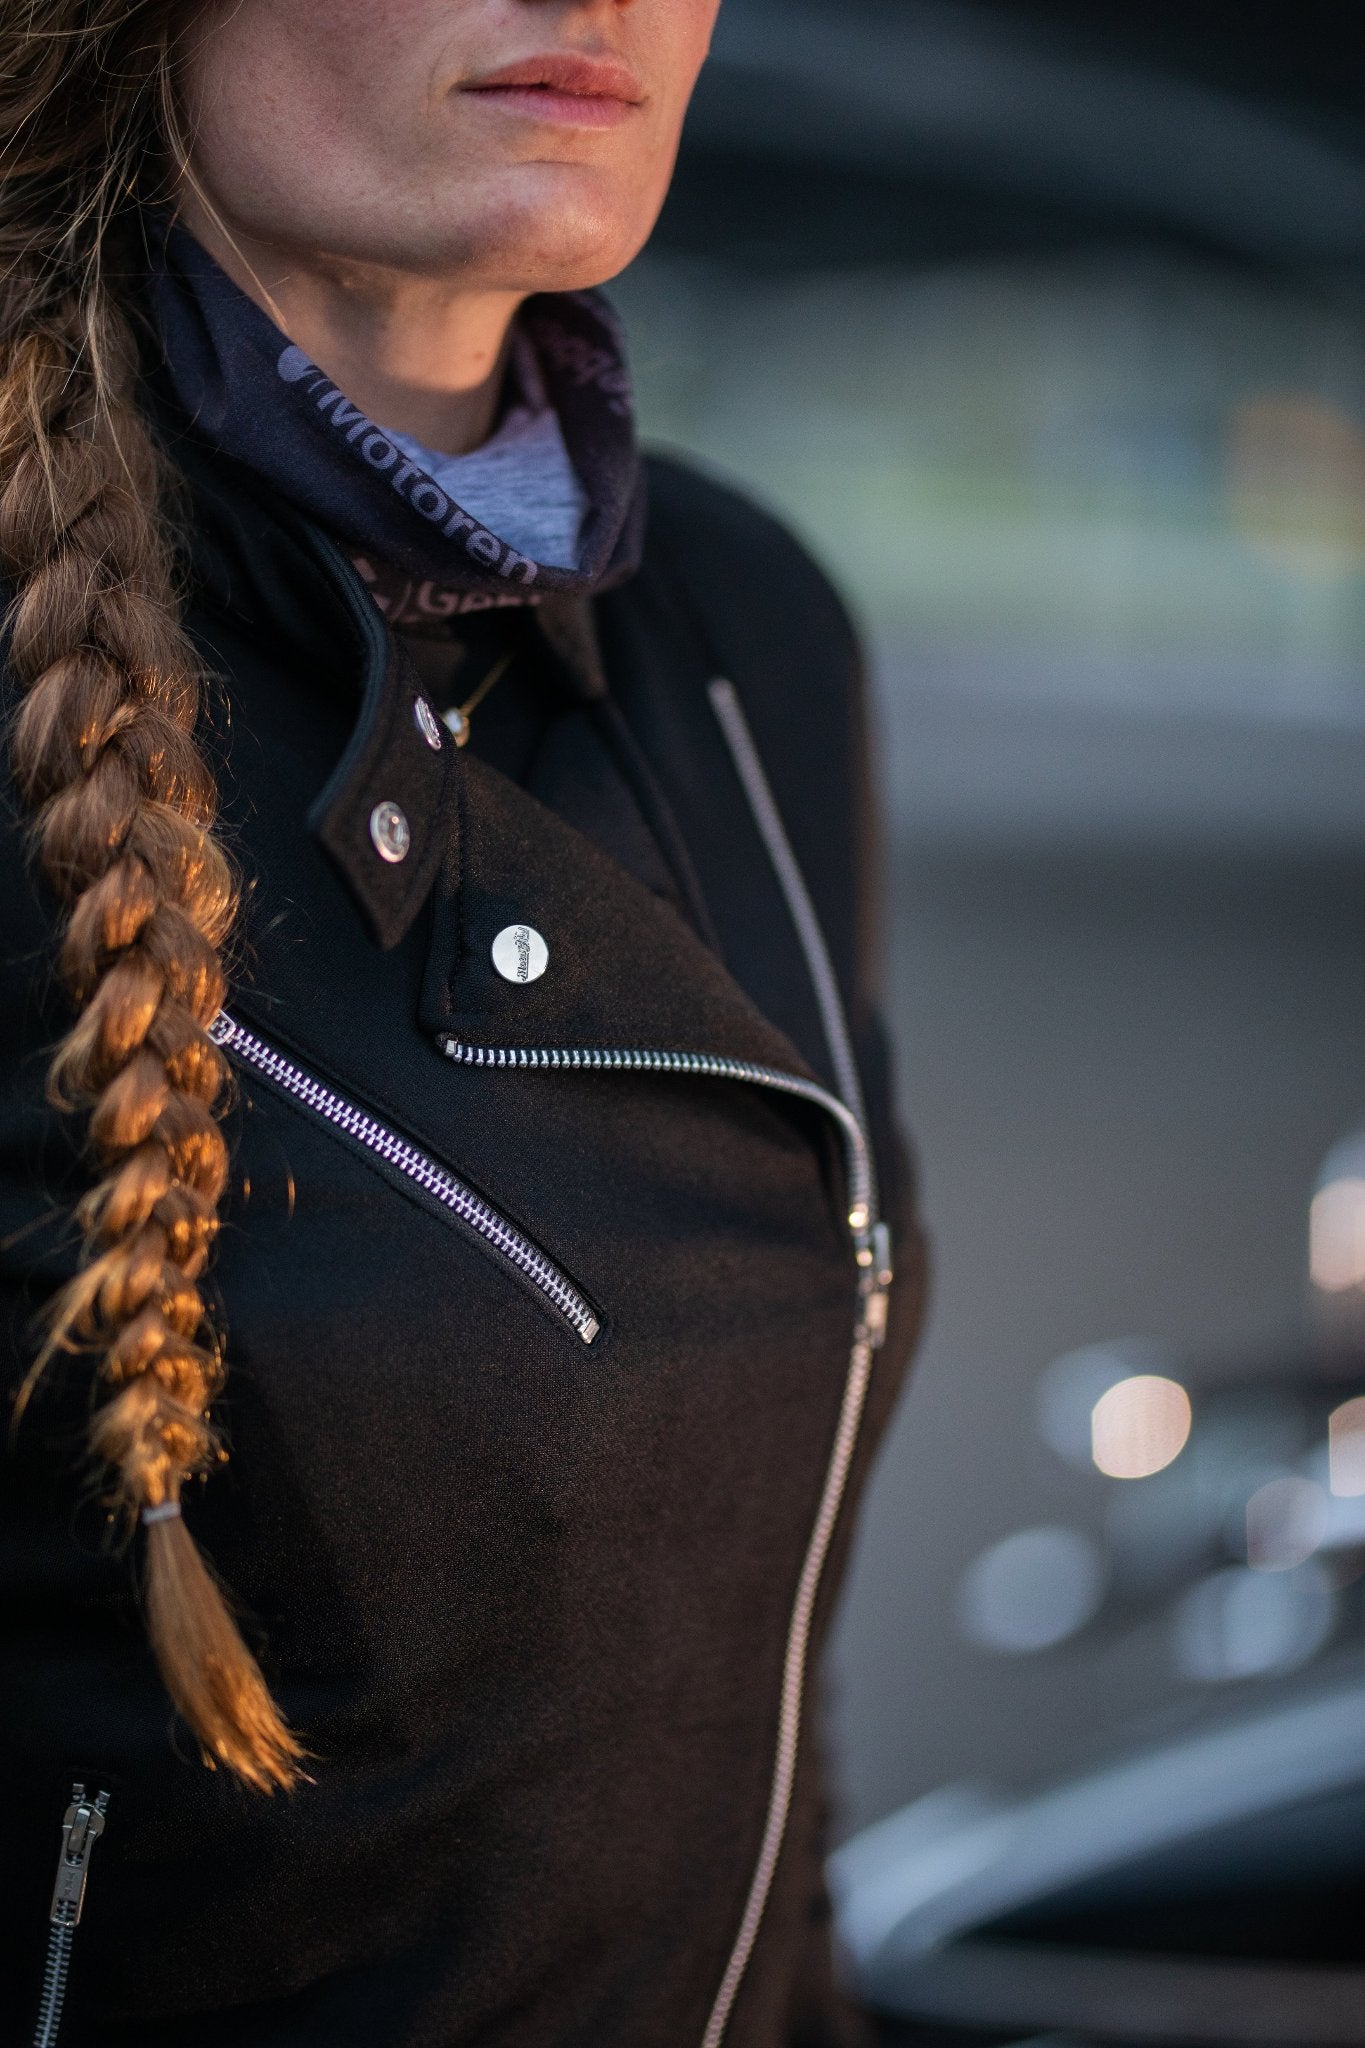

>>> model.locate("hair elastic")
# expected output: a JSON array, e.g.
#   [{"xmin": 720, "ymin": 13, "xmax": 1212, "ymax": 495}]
[{"xmin": 142, "ymin": 1501, "xmax": 182, "ymax": 1526}]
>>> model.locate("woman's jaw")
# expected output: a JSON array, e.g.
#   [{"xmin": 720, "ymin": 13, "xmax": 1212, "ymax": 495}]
[{"xmin": 176, "ymin": 0, "xmax": 719, "ymax": 298}]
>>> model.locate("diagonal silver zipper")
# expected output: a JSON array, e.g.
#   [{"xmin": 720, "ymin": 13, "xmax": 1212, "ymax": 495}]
[{"xmin": 210, "ymin": 1013, "xmax": 600, "ymax": 1344}]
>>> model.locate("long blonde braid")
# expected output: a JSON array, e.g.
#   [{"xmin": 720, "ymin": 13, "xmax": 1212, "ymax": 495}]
[{"xmin": 0, "ymin": 0, "xmax": 302, "ymax": 1791}]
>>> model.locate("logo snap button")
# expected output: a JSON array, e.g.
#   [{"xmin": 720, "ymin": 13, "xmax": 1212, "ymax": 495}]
[
  {"xmin": 370, "ymin": 800, "xmax": 411, "ymax": 863},
  {"xmin": 492, "ymin": 924, "xmax": 548, "ymax": 984}
]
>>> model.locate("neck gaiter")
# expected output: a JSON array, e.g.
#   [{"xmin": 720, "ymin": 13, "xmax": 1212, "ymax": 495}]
[{"xmin": 144, "ymin": 217, "xmax": 645, "ymax": 616}]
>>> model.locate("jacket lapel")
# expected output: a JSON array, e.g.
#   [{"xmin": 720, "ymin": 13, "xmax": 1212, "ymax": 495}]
[
  {"xmin": 185, "ymin": 451, "xmax": 838, "ymax": 1097},
  {"xmin": 419, "ymin": 751, "xmax": 817, "ymax": 1085}
]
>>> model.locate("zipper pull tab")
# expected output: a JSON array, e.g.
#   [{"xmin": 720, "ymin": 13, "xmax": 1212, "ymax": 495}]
[
  {"xmin": 860, "ymin": 1221, "xmax": 895, "ymax": 1350},
  {"xmin": 49, "ymin": 1786, "xmax": 108, "ymax": 1928}
]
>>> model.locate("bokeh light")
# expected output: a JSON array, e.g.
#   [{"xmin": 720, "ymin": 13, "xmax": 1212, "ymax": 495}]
[
  {"xmin": 1037, "ymin": 1339, "xmax": 1177, "ymax": 1470},
  {"xmin": 1309, "ymin": 1177, "xmax": 1365, "ymax": 1293},
  {"xmin": 1090, "ymin": 1375, "xmax": 1192, "ymax": 1480},
  {"xmin": 1174, "ymin": 1563, "xmax": 1335, "ymax": 1683},
  {"xmin": 1244, "ymin": 1476, "xmax": 1329, "ymax": 1571},
  {"xmin": 957, "ymin": 1527, "xmax": 1106, "ymax": 1656},
  {"xmin": 1328, "ymin": 1396, "xmax": 1365, "ymax": 1498}
]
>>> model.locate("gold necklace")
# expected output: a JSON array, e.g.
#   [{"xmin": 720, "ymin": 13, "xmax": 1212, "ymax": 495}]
[{"xmin": 440, "ymin": 649, "xmax": 515, "ymax": 749}]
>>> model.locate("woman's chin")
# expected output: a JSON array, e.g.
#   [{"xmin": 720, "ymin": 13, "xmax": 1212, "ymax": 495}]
[{"xmin": 404, "ymin": 164, "xmax": 658, "ymax": 292}]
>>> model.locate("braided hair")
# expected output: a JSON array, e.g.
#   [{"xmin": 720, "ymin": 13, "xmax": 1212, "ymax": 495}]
[{"xmin": 0, "ymin": 0, "xmax": 302, "ymax": 1790}]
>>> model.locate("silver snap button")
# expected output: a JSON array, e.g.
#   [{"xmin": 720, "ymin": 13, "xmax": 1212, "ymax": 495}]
[
  {"xmin": 414, "ymin": 697, "xmax": 443, "ymax": 750},
  {"xmin": 370, "ymin": 800, "xmax": 411, "ymax": 864},
  {"xmin": 491, "ymin": 924, "xmax": 549, "ymax": 984}
]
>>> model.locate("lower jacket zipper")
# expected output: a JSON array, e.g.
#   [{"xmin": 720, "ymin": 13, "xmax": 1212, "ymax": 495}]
[
  {"xmin": 700, "ymin": 676, "xmax": 898, "ymax": 2043},
  {"xmin": 33, "ymin": 1784, "xmax": 109, "ymax": 2048},
  {"xmin": 438, "ymin": 1030, "xmax": 893, "ymax": 2048},
  {"xmin": 209, "ymin": 1013, "xmax": 600, "ymax": 1344},
  {"xmin": 438, "ymin": 680, "xmax": 898, "ymax": 2046}
]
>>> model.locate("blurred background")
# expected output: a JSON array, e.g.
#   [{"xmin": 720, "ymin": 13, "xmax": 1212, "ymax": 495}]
[{"xmin": 617, "ymin": 3, "xmax": 1365, "ymax": 2036}]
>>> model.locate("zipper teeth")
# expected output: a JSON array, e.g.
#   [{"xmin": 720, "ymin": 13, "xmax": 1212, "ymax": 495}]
[
  {"xmin": 31, "ymin": 1923, "xmax": 73, "ymax": 2048},
  {"xmin": 707, "ymin": 678, "xmax": 876, "ymax": 1213},
  {"xmin": 699, "ymin": 677, "xmax": 884, "ymax": 2046},
  {"xmin": 440, "ymin": 1041, "xmax": 872, "ymax": 1233},
  {"xmin": 210, "ymin": 1014, "xmax": 600, "ymax": 1344},
  {"xmin": 701, "ymin": 1334, "xmax": 876, "ymax": 2048},
  {"xmin": 34, "ymin": 1785, "xmax": 110, "ymax": 2048}
]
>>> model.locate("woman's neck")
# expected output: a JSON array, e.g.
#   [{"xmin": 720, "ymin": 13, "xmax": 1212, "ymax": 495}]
[{"xmin": 174, "ymin": 194, "xmax": 524, "ymax": 453}]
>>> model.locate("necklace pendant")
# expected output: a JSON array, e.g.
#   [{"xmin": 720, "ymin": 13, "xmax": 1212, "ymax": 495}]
[{"xmin": 442, "ymin": 706, "xmax": 471, "ymax": 747}]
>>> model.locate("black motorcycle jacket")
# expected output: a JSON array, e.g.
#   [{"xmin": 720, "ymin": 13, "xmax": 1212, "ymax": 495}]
[{"xmin": 0, "ymin": 439, "xmax": 927, "ymax": 2048}]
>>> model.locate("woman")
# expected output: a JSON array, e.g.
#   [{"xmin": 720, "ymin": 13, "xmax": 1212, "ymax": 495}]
[{"xmin": 0, "ymin": 3, "xmax": 925, "ymax": 2043}]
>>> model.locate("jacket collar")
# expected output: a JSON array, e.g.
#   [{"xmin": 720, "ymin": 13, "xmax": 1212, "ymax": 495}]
[
  {"xmin": 177, "ymin": 447, "xmax": 837, "ymax": 1095},
  {"xmin": 178, "ymin": 439, "xmax": 606, "ymax": 952}
]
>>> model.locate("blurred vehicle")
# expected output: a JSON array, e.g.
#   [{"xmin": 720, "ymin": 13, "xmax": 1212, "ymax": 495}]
[
  {"xmin": 951, "ymin": 1340, "xmax": 1365, "ymax": 1684},
  {"xmin": 833, "ymin": 1136, "xmax": 1365, "ymax": 2044},
  {"xmin": 945, "ymin": 1116, "xmax": 1365, "ymax": 1689},
  {"xmin": 832, "ymin": 1666, "xmax": 1365, "ymax": 2045}
]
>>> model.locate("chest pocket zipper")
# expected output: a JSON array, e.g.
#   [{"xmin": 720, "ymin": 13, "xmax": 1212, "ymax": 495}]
[
  {"xmin": 33, "ymin": 1785, "xmax": 110, "ymax": 2048},
  {"xmin": 209, "ymin": 1013, "xmax": 601, "ymax": 1345}
]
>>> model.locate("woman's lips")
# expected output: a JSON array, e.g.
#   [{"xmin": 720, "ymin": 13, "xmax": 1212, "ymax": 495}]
[{"xmin": 463, "ymin": 53, "xmax": 644, "ymax": 130}]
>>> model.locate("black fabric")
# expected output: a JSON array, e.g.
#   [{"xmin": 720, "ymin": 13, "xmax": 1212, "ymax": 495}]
[
  {"xmin": 392, "ymin": 606, "xmax": 689, "ymax": 917},
  {"xmin": 524, "ymin": 703, "xmax": 697, "ymax": 919},
  {"xmin": 0, "ymin": 445, "xmax": 927, "ymax": 2048},
  {"xmin": 146, "ymin": 216, "xmax": 644, "ymax": 609}
]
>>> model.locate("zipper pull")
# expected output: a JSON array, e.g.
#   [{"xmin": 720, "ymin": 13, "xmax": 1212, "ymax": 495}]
[
  {"xmin": 49, "ymin": 1786, "xmax": 108, "ymax": 1928},
  {"xmin": 859, "ymin": 1221, "xmax": 895, "ymax": 1350}
]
